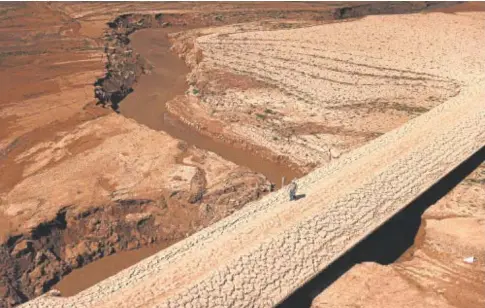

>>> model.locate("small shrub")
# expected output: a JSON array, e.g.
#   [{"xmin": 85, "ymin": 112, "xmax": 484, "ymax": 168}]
[
  {"xmin": 256, "ymin": 113, "xmax": 266, "ymax": 120},
  {"xmin": 264, "ymin": 108, "xmax": 274, "ymax": 114},
  {"xmin": 192, "ymin": 88, "xmax": 200, "ymax": 95}
]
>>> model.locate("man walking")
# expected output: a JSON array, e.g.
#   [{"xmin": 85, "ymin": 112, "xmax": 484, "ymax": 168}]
[{"xmin": 289, "ymin": 179, "xmax": 298, "ymax": 201}]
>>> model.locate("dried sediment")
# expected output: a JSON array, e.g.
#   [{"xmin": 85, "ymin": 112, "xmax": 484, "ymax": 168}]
[
  {"xmin": 95, "ymin": 1, "xmax": 455, "ymax": 111},
  {"xmin": 1, "ymin": 2, "xmax": 478, "ymax": 307},
  {"xmin": 167, "ymin": 11, "xmax": 464, "ymax": 170},
  {"xmin": 0, "ymin": 113, "xmax": 271, "ymax": 307}
]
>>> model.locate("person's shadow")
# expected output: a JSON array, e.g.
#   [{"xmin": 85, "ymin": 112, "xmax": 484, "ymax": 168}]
[{"xmin": 294, "ymin": 194, "xmax": 306, "ymax": 201}]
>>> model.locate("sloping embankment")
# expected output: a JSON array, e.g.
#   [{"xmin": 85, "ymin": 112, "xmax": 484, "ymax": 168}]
[{"xmin": 23, "ymin": 77, "xmax": 485, "ymax": 307}]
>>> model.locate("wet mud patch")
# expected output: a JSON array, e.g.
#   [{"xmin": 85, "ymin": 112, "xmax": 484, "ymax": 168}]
[{"xmin": 51, "ymin": 239, "xmax": 176, "ymax": 297}]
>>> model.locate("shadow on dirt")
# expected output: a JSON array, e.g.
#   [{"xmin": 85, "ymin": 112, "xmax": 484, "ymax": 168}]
[{"xmin": 278, "ymin": 146, "xmax": 484, "ymax": 308}]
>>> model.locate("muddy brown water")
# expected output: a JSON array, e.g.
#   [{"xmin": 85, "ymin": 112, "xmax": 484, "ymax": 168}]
[
  {"xmin": 428, "ymin": 1, "xmax": 485, "ymax": 13},
  {"xmin": 53, "ymin": 241, "xmax": 176, "ymax": 297},
  {"xmin": 119, "ymin": 28, "xmax": 301, "ymax": 187},
  {"xmin": 54, "ymin": 28, "xmax": 301, "ymax": 297}
]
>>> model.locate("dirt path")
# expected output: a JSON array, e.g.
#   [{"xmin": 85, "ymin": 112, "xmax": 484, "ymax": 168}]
[{"xmin": 119, "ymin": 28, "xmax": 301, "ymax": 187}]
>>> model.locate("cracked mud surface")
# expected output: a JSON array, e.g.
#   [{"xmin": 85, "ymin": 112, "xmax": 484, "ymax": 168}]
[
  {"xmin": 118, "ymin": 27, "xmax": 302, "ymax": 188},
  {"xmin": 22, "ymin": 8, "xmax": 485, "ymax": 307},
  {"xmin": 172, "ymin": 13, "xmax": 462, "ymax": 170}
]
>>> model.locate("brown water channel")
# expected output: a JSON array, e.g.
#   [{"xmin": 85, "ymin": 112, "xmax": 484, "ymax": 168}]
[
  {"xmin": 53, "ymin": 28, "xmax": 300, "ymax": 297},
  {"xmin": 119, "ymin": 28, "xmax": 301, "ymax": 187},
  {"xmin": 53, "ymin": 241, "xmax": 175, "ymax": 297}
]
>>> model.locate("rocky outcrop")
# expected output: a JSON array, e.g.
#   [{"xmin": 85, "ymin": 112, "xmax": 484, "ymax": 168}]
[
  {"xmin": 94, "ymin": 14, "xmax": 163, "ymax": 110},
  {"xmin": 1, "ymin": 202, "xmax": 157, "ymax": 305}
]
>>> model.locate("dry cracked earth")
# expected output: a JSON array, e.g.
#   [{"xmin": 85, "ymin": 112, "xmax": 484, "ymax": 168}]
[{"xmin": 0, "ymin": 1, "xmax": 484, "ymax": 308}]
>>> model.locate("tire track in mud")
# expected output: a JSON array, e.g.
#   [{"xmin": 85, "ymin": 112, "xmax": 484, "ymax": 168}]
[{"xmin": 200, "ymin": 38, "xmax": 459, "ymax": 110}]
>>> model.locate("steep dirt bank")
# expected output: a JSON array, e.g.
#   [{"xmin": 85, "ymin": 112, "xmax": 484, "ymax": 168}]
[
  {"xmin": 43, "ymin": 0, "xmax": 468, "ymax": 301},
  {"xmin": 0, "ymin": 3, "xmax": 108, "ymax": 304},
  {"xmin": 1, "ymin": 199, "xmax": 163, "ymax": 304},
  {"xmin": 93, "ymin": 14, "xmax": 164, "ymax": 110},
  {"xmin": 97, "ymin": 1, "xmax": 462, "ymax": 172},
  {"xmin": 95, "ymin": 2, "xmax": 458, "ymax": 111},
  {"xmin": 22, "ymin": 67, "xmax": 485, "ymax": 307},
  {"xmin": 0, "ymin": 4, "xmax": 270, "ymax": 305},
  {"xmin": 161, "ymin": 2, "xmax": 462, "ymax": 172}
]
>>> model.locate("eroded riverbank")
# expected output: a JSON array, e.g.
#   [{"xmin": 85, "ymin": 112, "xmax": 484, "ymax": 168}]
[{"xmin": 119, "ymin": 28, "xmax": 302, "ymax": 187}]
